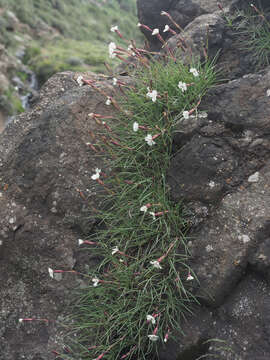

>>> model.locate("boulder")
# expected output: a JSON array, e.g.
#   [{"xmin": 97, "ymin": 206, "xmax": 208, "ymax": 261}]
[
  {"xmin": 169, "ymin": 67, "xmax": 270, "ymax": 206},
  {"xmin": 0, "ymin": 70, "xmax": 122, "ymax": 359},
  {"xmin": 159, "ymin": 274, "xmax": 270, "ymax": 360},
  {"xmin": 163, "ymin": 66, "xmax": 270, "ymax": 359},
  {"xmin": 137, "ymin": 0, "xmax": 233, "ymax": 50},
  {"xmin": 2, "ymin": 0, "xmax": 270, "ymax": 359}
]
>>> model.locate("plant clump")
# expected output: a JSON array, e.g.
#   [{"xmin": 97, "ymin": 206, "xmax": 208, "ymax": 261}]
[{"xmin": 60, "ymin": 12, "xmax": 217, "ymax": 360}]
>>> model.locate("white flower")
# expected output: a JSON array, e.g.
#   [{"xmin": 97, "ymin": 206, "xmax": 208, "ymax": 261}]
[
  {"xmin": 48, "ymin": 267, "xmax": 54, "ymax": 279},
  {"xmin": 148, "ymin": 335, "xmax": 159, "ymax": 341},
  {"xmin": 112, "ymin": 246, "xmax": 119, "ymax": 255},
  {"xmin": 146, "ymin": 315, "xmax": 156, "ymax": 325},
  {"xmin": 267, "ymin": 89, "xmax": 270, "ymax": 97},
  {"xmin": 137, "ymin": 22, "xmax": 141, "ymax": 27},
  {"xmin": 152, "ymin": 28, "xmax": 159, "ymax": 35},
  {"xmin": 78, "ymin": 239, "xmax": 84, "ymax": 246},
  {"xmin": 140, "ymin": 205, "xmax": 148, "ymax": 213},
  {"xmin": 92, "ymin": 277, "xmax": 100, "ymax": 287},
  {"xmin": 208, "ymin": 181, "xmax": 215, "ymax": 188},
  {"xmin": 190, "ymin": 68, "xmax": 199, "ymax": 77},
  {"xmin": 133, "ymin": 122, "xmax": 139, "ymax": 132},
  {"xmin": 186, "ymin": 273, "xmax": 194, "ymax": 281},
  {"xmin": 161, "ymin": 11, "xmax": 166, "ymax": 15},
  {"xmin": 91, "ymin": 168, "xmax": 101, "ymax": 180},
  {"xmin": 18, "ymin": 318, "xmax": 24, "ymax": 323},
  {"xmin": 108, "ymin": 42, "xmax": 116, "ymax": 58},
  {"xmin": 178, "ymin": 81, "xmax": 187, "ymax": 92},
  {"xmin": 150, "ymin": 260, "xmax": 162, "ymax": 269},
  {"xmin": 145, "ymin": 134, "xmax": 156, "ymax": 146},
  {"xmin": 113, "ymin": 78, "xmax": 118, "ymax": 86},
  {"xmin": 88, "ymin": 113, "xmax": 94, "ymax": 118},
  {"xmin": 106, "ymin": 97, "xmax": 111, "ymax": 106},
  {"xmin": 183, "ymin": 111, "xmax": 190, "ymax": 119},
  {"xmin": 76, "ymin": 75, "xmax": 84, "ymax": 87},
  {"xmin": 163, "ymin": 25, "xmax": 169, "ymax": 32},
  {"xmin": 110, "ymin": 25, "xmax": 118, "ymax": 32},
  {"xmin": 127, "ymin": 44, "xmax": 136, "ymax": 56},
  {"xmin": 146, "ymin": 87, "xmax": 158, "ymax": 102}
]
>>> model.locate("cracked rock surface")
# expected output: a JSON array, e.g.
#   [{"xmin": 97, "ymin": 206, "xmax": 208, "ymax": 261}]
[{"xmin": 0, "ymin": 71, "xmax": 118, "ymax": 359}]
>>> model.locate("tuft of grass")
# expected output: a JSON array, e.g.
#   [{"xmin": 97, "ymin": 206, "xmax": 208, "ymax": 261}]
[
  {"xmin": 230, "ymin": 3, "xmax": 270, "ymax": 68},
  {"xmin": 195, "ymin": 339, "xmax": 235, "ymax": 359},
  {"xmin": 61, "ymin": 36, "xmax": 217, "ymax": 359}
]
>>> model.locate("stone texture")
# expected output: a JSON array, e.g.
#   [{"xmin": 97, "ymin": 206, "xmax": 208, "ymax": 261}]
[
  {"xmin": 188, "ymin": 164, "xmax": 270, "ymax": 307},
  {"xmin": 2, "ymin": 0, "xmax": 270, "ymax": 359},
  {"xmin": 137, "ymin": 0, "xmax": 233, "ymax": 50},
  {"xmin": 159, "ymin": 274, "xmax": 270, "ymax": 360},
  {"xmin": 166, "ymin": 13, "xmax": 226, "ymax": 64},
  {"xmin": 163, "ymin": 65, "xmax": 270, "ymax": 360},
  {"xmin": 168, "ymin": 66, "xmax": 270, "ymax": 206},
  {"xmin": 0, "ymin": 70, "xmax": 123, "ymax": 359}
]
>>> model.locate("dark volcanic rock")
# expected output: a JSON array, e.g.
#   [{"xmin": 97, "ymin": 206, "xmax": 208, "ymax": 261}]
[
  {"xmin": 159, "ymin": 273, "xmax": 270, "ymax": 360},
  {"xmin": 169, "ymin": 135, "xmax": 238, "ymax": 204},
  {"xmin": 168, "ymin": 66, "xmax": 270, "ymax": 205},
  {"xmin": 0, "ymin": 70, "xmax": 122, "ymax": 359},
  {"xmin": 137, "ymin": 0, "xmax": 233, "ymax": 51}
]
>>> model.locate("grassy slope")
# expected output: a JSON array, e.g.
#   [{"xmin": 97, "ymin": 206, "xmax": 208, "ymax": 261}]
[{"xmin": 0, "ymin": 0, "xmax": 142, "ymax": 83}]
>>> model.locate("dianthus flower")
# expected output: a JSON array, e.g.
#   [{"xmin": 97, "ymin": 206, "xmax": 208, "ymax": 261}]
[
  {"xmin": 108, "ymin": 42, "xmax": 116, "ymax": 58},
  {"xmin": 146, "ymin": 87, "xmax": 158, "ymax": 102}
]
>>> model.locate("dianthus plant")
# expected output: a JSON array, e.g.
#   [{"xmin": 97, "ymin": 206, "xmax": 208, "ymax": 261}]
[{"xmin": 65, "ymin": 20, "xmax": 217, "ymax": 360}]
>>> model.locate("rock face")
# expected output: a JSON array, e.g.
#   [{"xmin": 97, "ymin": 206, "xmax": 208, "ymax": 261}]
[
  {"xmin": 1, "ymin": 0, "xmax": 270, "ymax": 359},
  {"xmin": 137, "ymin": 0, "xmax": 233, "ymax": 50},
  {"xmin": 161, "ymin": 0, "xmax": 270, "ymax": 358},
  {"xmin": 163, "ymin": 65, "xmax": 270, "ymax": 358},
  {"xmin": 0, "ymin": 70, "xmax": 119, "ymax": 359}
]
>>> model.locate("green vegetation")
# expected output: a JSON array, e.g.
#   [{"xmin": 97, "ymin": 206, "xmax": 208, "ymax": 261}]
[
  {"xmin": 24, "ymin": 38, "xmax": 113, "ymax": 83},
  {"xmin": 0, "ymin": 87, "xmax": 24, "ymax": 115},
  {"xmin": 195, "ymin": 339, "xmax": 235, "ymax": 359},
  {"xmin": 238, "ymin": 4, "xmax": 270, "ymax": 67},
  {"xmin": 221, "ymin": 2, "xmax": 270, "ymax": 68},
  {"xmin": 0, "ymin": 0, "xmax": 141, "ymax": 83},
  {"xmin": 61, "ymin": 42, "xmax": 217, "ymax": 358}
]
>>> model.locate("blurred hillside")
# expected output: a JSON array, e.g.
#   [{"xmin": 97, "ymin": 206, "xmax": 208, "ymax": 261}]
[
  {"xmin": 0, "ymin": 0, "xmax": 141, "ymax": 129},
  {"xmin": 0, "ymin": 0, "xmax": 141, "ymax": 82}
]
